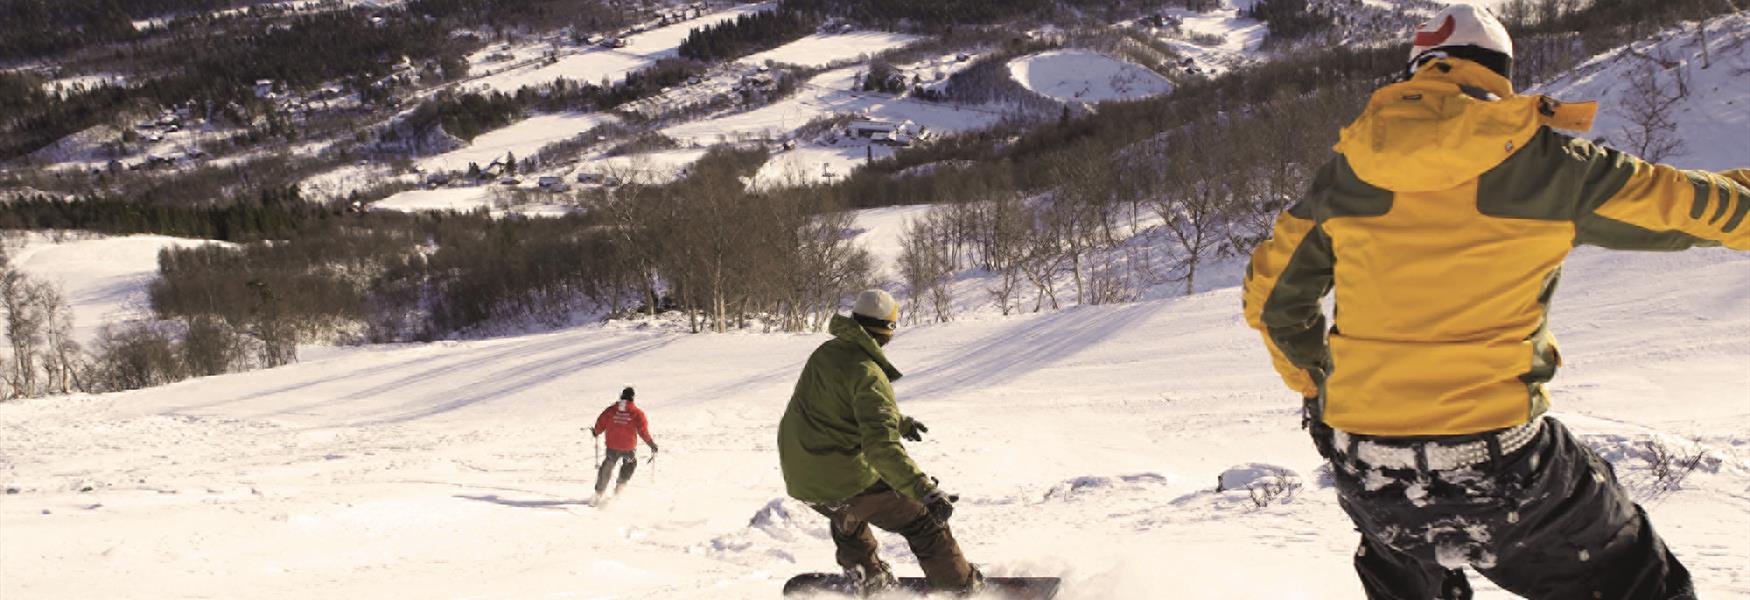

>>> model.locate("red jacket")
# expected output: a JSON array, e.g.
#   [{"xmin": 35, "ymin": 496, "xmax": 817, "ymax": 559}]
[{"xmin": 594, "ymin": 400, "xmax": 655, "ymax": 452}]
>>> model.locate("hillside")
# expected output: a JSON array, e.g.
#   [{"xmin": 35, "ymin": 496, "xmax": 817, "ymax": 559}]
[
  {"xmin": 2, "ymin": 3, "xmax": 1748, "ymax": 598},
  {"xmin": 1, "ymin": 239, "xmax": 1745, "ymax": 599}
]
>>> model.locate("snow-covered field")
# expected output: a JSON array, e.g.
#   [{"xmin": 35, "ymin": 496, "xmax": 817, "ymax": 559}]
[
  {"xmin": 417, "ymin": 112, "xmax": 620, "ymax": 173},
  {"xmin": 1, "ymin": 233, "xmax": 1745, "ymax": 599},
  {"xmin": 467, "ymin": 3, "xmax": 773, "ymax": 94},
  {"xmin": 741, "ymin": 32, "xmax": 922, "ymax": 68},
  {"xmin": 1008, "ymin": 50, "xmax": 1174, "ymax": 104},
  {"xmin": 5, "ymin": 234, "xmax": 223, "ymax": 345},
  {"xmin": 752, "ymin": 144, "xmax": 888, "ymax": 188},
  {"xmin": 662, "ymin": 67, "xmax": 1004, "ymax": 146}
]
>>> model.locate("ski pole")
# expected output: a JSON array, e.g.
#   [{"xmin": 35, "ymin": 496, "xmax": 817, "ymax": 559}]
[{"xmin": 591, "ymin": 431, "xmax": 600, "ymax": 469}]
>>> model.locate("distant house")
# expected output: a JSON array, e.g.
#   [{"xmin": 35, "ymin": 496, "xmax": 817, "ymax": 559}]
[
  {"xmin": 253, "ymin": 79, "xmax": 275, "ymax": 98},
  {"xmin": 537, "ymin": 176, "xmax": 569, "ymax": 191},
  {"xmin": 847, "ymin": 118, "xmax": 921, "ymax": 146}
]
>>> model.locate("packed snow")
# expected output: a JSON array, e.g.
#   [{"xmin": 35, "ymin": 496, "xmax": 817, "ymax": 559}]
[
  {"xmin": 740, "ymin": 32, "xmax": 923, "ymax": 68},
  {"xmin": 1007, "ymin": 50, "xmax": 1174, "ymax": 104}
]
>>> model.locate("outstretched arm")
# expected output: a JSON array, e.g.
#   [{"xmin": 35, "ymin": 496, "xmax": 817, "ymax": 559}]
[{"xmin": 1560, "ymin": 133, "xmax": 1750, "ymax": 250}]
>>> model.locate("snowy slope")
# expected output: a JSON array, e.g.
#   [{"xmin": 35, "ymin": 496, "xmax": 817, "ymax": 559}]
[
  {"xmin": 416, "ymin": 112, "xmax": 620, "ymax": 173},
  {"xmin": 1008, "ymin": 50, "xmax": 1174, "ymax": 104},
  {"xmin": 1528, "ymin": 13, "xmax": 1750, "ymax": 172},
  {"xmin": 1, "ymin": 245, "xmax": 1745, "ymax": 599},
  {"xmin": 6, "ymin": 233, "xmax": 223, "ymax": 346},
  {"xmin": 740, "ymin": 32, "xmax": 923, "ymax": 68},
  {"xmin": 1142, "ymin": 5, "xmax": 1268, "ymax": 78}
]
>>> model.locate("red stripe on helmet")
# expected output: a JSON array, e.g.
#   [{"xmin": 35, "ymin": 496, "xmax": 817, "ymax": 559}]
[{"xmin": 1413, "ymin": 15, "xmax": 1456, "ymax": 47}]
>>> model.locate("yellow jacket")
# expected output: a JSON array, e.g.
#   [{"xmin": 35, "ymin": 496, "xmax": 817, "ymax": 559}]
[{"xmin": 1243, "ymin": 58, "xmax": 1750, "ymax": 436}]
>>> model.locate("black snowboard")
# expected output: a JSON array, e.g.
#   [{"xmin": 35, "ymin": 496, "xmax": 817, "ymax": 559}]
[{"xmin": 782, "ymin": 572, "xmax": 1060, "ymax": 599}]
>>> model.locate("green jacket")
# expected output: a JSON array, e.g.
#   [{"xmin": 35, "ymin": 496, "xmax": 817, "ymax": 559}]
[{"xmin": 778, "ymin": 315, "xmax": 935, "ymax": 503}]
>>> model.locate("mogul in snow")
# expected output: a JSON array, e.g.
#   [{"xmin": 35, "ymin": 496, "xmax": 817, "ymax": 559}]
[
  {"xmin": 777, "ymin": 289, "xmax": 983, "ymax": 596},
  {"xmin": 591, "ymin": 386, "xmax": 658, "ymax": 504},
  {"xmin": 1242, "ymin": 5, "xmax": 1748, "ymax": 600}
]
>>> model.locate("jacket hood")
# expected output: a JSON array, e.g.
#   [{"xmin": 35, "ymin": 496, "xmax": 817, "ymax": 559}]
[
  {"xmin": 828, "ymin": 314, "xmax": 902, "ymax": 381},
  {"xmin": 1334, "ymin": 58, "xmax": 1595, "ymax": 193}
]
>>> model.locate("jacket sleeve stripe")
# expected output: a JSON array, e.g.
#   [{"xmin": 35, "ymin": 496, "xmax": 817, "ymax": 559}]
[
  {"xmin": 1244, "ymin": 210, "xmax": 1327, "ymax": 398},
  {"xmin": 1689, "ymin": 174, "xmax": 1712, "ymax": 220},
  {"xmin": 1589, "ymin": 158, "xmax": 1750, "ymax": 250}
]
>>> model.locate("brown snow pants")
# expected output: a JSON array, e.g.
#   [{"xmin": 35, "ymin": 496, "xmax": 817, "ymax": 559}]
[{"xmin": 809, "ymin": 481, "xmax": 974, "ymax": 591}]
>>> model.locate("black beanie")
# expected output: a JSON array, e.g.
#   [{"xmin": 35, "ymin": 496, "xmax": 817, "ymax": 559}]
[{"xmin": 620, "ymin": 387, "xmax": 635, "ymax": 401}]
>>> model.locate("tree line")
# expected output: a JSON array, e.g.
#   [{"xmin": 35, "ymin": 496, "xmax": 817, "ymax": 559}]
[
  {"xmin": 0, "ymin": 147, "xmax": 871, "ymax": 396},
  {"xmin": 678, "ymin": 2, "xmax": 822, "ymax": 63},
  {"xmin": 0, "ymin": 187, "xmax": 325, "ymax": 242}
]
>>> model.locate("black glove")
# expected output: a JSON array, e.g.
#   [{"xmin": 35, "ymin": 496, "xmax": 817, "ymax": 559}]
[
  {"xmin": 649, "ymin": 443, "xmax": 659, "ymax": 454},
  {"xmin": 924, "ymin": 489, "xmax": 957, "ymax": 524},
  {"xmin": 900, "ymin": 417, "xmax": 928, "ymax": 442}
]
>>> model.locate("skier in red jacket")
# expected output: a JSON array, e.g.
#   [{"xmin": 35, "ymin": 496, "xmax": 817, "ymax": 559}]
[{"xmin": 591, "ymin": 386, "xmax": 658, "ymax": 504}]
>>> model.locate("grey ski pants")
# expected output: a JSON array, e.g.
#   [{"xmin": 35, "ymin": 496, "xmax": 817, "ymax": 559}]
[
  {"xmin": 595, "ymin": 448, "xmax": 638, "ymax": 494},
  {"xmin": 1322, "ymin": 417, "xmax": 1695, "ymax": 600}
]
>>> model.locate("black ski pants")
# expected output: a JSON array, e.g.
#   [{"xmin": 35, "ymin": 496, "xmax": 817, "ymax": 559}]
[
  {"xmin": 595, "ymin": 448, "xmax": 637, "ymax": 494},
  {"xmin": 1321, "ymin": 417, "xmax": 1695, "ymax": 600}
]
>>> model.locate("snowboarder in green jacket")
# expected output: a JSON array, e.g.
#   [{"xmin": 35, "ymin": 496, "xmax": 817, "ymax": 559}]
[{"xmin": 777, "ymin": 289, "xmax": 982, "ymax": 596}]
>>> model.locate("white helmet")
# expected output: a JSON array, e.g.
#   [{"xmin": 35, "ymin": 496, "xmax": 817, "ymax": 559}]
[{"xmin": 1407, "ymin": 5, "xmax": 1514, "ymax": 78}]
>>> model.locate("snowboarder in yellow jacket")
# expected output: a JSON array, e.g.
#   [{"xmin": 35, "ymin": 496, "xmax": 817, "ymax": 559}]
[{"xmin": 1244, "ymin": 5, "xmax": 1744, "ymax": 599}]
